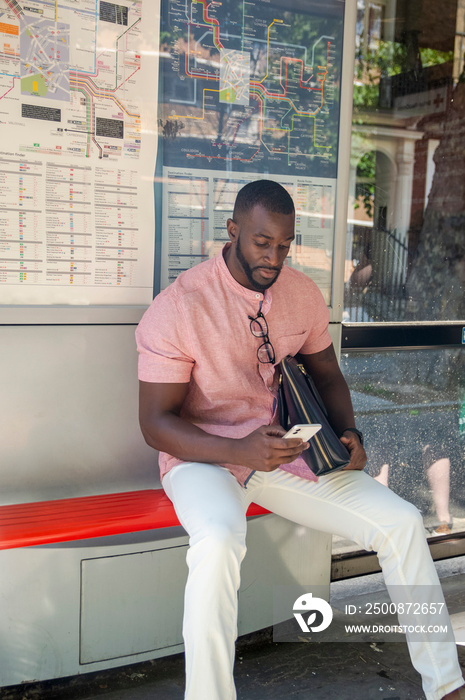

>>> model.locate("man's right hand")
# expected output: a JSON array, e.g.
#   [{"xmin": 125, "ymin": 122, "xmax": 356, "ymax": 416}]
[{"xmin": 231, "ymin": 425, "xmax": 309, "ymax": 472}]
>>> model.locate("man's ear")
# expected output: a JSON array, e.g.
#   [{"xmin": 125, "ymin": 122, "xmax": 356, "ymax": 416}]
[{"xmin": 226, "ymin": 218, "xmax": 238, "ymax": 243}]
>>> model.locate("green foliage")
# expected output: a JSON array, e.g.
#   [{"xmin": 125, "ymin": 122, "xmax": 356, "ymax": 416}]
[
  {"xmin": 419, "ymin": 48, "xmax": 454, "ymax": 68},
  {"xmin": 355, "ymin": 150, "xmax": 376, "ymax": 217},
  {"xmin": 353, "ymin": 41, "xmax": 406, "ymax": 109},
  {"xmin": 353, "ymin": 42, "xmax": 452, "ymax": 110},
  {"xmin": 159, "ymin": 31, "xmax": 172, "ymax": 46}
]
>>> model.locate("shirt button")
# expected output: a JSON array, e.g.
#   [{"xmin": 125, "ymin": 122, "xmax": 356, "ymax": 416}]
[{"xmin": 255, "ymin": 293, "xmax": 261, "ymax": 299}]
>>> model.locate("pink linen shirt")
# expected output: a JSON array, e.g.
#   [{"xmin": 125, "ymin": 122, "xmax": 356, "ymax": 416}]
[{"xmin": 136, "ymin": 244, "xmax": 332, "ymax": 486}]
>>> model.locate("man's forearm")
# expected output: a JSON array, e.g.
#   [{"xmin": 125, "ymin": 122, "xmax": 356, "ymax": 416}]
[
  {"xmin": 140, "ymin": 411, "xmax": 308, "ymax": 473},
  {"xmin": 141, "ymin": 412, "xmax": 237, "ymax": 465},
  {"xmin": 313, "ymin": 373, "xmax": 357, "ymax": 436}
]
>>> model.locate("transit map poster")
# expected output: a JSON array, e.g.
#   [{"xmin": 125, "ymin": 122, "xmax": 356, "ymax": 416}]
[
  {"xmin": 0, "ymin": 0, "xmax": 160, "ymax": 306},
  {"xmin": 159, "ymin": 0, "xmax": 345, "ymax": 304}
]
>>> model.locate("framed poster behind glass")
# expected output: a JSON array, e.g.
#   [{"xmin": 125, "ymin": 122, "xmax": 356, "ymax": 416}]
[{"xmin": 156, "ymin": 0, "xmax": 355, "ymax": 316}]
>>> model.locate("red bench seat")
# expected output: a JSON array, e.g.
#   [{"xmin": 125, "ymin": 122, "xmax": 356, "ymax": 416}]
[{"xmin": 0, "ymin": 490, "xmax": 271, "ymax": 550}]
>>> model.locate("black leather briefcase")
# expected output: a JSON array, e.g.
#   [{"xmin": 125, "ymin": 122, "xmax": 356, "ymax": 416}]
[{"xmin": 278, "ymin": 355, "xmax": 350, "ymax": 476}]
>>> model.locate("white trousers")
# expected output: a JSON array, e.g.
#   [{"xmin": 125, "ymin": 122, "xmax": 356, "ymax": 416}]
[{"xmin": 163, "ymin": 463, "xmax": 464, "ymax": 700}]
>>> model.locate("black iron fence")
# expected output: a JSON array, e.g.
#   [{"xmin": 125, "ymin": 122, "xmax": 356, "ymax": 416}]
[{"xmin": 345, "ymin": 225, "xmax": 409, "ymax": 322}]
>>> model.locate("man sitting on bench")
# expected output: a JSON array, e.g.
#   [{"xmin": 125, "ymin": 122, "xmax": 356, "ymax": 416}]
[{"xmin": 136, "ymin": 180, "xmax": 465, "ymax": 700}]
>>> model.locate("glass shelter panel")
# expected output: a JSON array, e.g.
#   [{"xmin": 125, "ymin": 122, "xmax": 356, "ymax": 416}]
[
  {"xmin": 157, "ymin": 0, "xmax": 347, "ymax": 305},
  {"xmin": 344, "ymin": 0, "xmax": 465, "ymax": 323},
  {"xmin": 332, "ymin": 349, "xmax": 465, "ymax": 555}
]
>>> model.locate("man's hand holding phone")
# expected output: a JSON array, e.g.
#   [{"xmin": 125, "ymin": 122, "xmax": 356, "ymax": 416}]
[{"xmin": 283, "ymin": 424, "xmax": 322, "ymax": 442}]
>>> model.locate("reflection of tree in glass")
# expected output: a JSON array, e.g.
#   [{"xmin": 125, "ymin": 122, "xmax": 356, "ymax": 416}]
[
  {"xmin": 272, "ymin": 11, "xmax": 341, "ymax": 161},
  {"xmin": 354, "ymin": 41, "xmax": 406, "ymax": 109},
  {"xmin": 406, "ymin": 80, "xmax": 465, "ymax": 325},
  {"xmin": 353, "ymin": 41, "xmax": 453, "ymax": 109}
]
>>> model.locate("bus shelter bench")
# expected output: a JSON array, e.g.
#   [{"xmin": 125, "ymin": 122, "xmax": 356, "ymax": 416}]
[
  {"xmin": 0, "ymin": 489, "xmax": 271, "ymax": 550},
  {"xmin": 0, "ymin": 490, "xmax": 330, "ymax": 689}
]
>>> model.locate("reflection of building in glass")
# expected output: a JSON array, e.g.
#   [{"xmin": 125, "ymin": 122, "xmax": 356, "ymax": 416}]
[
  {"xmin": 341, "ymin": 0, "xmax": 465, "ymax": 545},
  {"xmin": 346, "ymin": 0, "xmax": 464, "ymax": 324}
]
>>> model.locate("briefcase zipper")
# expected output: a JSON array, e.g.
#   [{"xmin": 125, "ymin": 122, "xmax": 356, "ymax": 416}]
[{"xmin": 281, "ymin": 361, "xmax": 334, "ymax": 470}]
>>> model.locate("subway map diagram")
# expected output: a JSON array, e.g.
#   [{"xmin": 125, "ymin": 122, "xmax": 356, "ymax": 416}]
[
  {"xmin": 0, "ymin": 0, "xmax": 144, "ymax": 160},
  {"xmin": 161, "ymin": 0, "xmax": 344, "ymax": 176},
  {"xmin": 0, "ymin": 0, "xmax": 159, "ymax": 304}
]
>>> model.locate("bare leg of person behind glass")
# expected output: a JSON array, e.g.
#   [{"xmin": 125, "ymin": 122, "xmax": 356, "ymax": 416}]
[
  {"xmin": 373, "ymin": 462, "xmax": 390, "ymax": 487},
  {"xmin": 424, "ymin": 447, "xmax": 452, "ymax": 533},
  {"xmin": 372, "ymin": 455, "xmax": 452, "ymax": 534}
]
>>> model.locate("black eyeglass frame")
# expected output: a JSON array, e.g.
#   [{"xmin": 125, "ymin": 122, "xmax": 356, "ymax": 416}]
[{"xmin": 248, "ymin": 310, "xmax": 276, "ymax": 364}]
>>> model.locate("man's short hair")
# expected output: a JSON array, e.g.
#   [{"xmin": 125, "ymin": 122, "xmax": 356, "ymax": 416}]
[{"xmin": 233, "ymin": 179, "xmax": 295, "ymax": 221}]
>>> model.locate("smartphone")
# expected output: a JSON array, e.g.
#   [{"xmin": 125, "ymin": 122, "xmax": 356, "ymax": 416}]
[{"xmin": 283, "ymin": 424, "xmax": 322, "ymax": 441}]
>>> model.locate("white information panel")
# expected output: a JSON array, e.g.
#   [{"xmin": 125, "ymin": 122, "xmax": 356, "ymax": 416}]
[
  {"xmin": 0, "ymin": 0, "xmax": 160, "ymax": 307},
  {"xmin": 161, "ymin": 170, "xmax": 335, "ymax": 305}
]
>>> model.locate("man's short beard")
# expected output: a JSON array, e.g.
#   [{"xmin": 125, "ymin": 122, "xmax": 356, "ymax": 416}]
[{"xmin": 235, "ymin": 235, "xmax": 282, "ymax": 291}]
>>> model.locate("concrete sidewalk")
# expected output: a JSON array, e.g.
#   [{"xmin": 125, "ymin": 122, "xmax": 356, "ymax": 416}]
[{"xmin": 2, "ymin": 559, "xmax": 465, "ymax": 700}]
